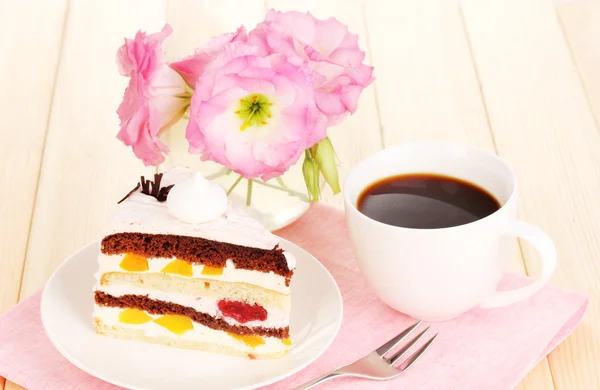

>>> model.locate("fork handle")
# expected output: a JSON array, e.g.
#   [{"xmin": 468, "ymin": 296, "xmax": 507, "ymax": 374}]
[{"xmin": 292, "ymin": 370, "xmax": 348, "ymax": 389}]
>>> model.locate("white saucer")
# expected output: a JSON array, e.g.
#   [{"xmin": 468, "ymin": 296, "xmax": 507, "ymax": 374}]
[{"xmin": 41, "ymin": 239, "xmax": 343, "ymax": 390}]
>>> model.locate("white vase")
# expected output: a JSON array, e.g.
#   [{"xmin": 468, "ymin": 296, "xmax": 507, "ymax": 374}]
[{"xmin": 162, "ymin": 120, "xmax": 311, "ymax": 231}]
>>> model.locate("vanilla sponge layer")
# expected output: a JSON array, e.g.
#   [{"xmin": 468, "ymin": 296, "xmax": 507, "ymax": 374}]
[
  {"xmin": 98, "ymin": 253, "xmax": 290, "ymax": 294},
  {"xmin": 100, "ymin": 272, "xmax": 291, "ymax": 310},
  {"xmin": 94, "ymin": 306, "xmax": 289, "ymax": 359},
  {"xmin": 97, "ymin": 283, "xmax": 289, "ymax": 328}
]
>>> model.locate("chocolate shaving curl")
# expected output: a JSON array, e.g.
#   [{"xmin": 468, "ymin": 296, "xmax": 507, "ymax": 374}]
[{"xmin": 118, "ymin": 173, "xmax": 174, "ymax": 204}]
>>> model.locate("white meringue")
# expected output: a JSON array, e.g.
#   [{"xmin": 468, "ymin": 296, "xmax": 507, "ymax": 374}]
[{"xmin": 166, "ymin": 172, "xmax": 228, "ymax": 224}]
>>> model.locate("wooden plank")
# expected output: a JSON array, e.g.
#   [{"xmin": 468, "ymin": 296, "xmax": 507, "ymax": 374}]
[
  {"xmin": 557, "ymin": 0, "xmax": 600, "ymax": 126},
  {"xmin": 2, "ymin": 0, "xmax": 67, "ymax": 381},
  {"xmin": 461, "ymin": 0, "xmax": 600, "ymax": 389},
  {"xmin": 555, "ymin": 4, "xmax": 600, "ymax": 390},
  {"xmin": 0, "ymin": 0, "xmax": 67, "ymax": 314},
  {"xmin": 18, "ymin": 0, "xmax": 164, "ymax": 299},
  {"xmin": 0, "ymin": 6, "xmax": 67, "ymax": 390},
  {"xmin": 266, "ymin": 0, "xmax": 382, "ymax": 205}
]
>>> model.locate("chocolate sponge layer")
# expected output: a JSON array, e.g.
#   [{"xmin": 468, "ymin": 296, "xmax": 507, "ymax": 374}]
[
  {"xmin": 95, "ymin": 291, "xmax": 289, "ymax": 339},
  {"xmin": 101, "ymin": 232, "xmax": 292, "ymax": 283}
]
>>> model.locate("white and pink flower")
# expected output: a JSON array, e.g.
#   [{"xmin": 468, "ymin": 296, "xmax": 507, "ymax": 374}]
[
  {"xmin": 116, "ymin": 25, "xmax": 191, "ymax": 166},
  {"xmin": 115, "ymin": 11, "xmax": 374, "ymax": 197},
  {"xmin": 186, "ymin": 48, "xmax": 327, "ymax": 181}
]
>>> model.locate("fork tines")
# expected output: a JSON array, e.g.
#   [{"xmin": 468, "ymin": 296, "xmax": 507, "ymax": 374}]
[{"xmin": 378, "ymin": 320, "xmax": 438, "ymax": 371}]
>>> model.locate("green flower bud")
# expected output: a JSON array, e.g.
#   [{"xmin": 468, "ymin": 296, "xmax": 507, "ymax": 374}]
[
  {"xmin": 302, "ymin": 154, "xmax": 320, "ymax": 202},
  {"xmin": 313, "ymin": 137, "xmax": 341, "ymax": 194}
]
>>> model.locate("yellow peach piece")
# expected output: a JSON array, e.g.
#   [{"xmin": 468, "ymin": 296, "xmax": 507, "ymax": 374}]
[
  {"xmin": 282, "ymin": 338, "xmax": 292, "ymax": 346},
  {"xmin": 228, "ymin": 333, "xmax": 266, "ymax": 348},
  {"xmin": 201, "ymin": 265, "xmax": 224, "ymax": 276},
  {"xmin": 161, "ymin": 259, "xmax": 193, "ymax": 277},
  {"xmin": 119, "ymin": 253, "xmax": 149, "ymax": 272},
  {"xmin": 153, "ymin": 315, "xmax": 194, "ymax": 336},
  {"xmin": 118, "ymin": 308, "xmax": 152, "ymax": 324}
]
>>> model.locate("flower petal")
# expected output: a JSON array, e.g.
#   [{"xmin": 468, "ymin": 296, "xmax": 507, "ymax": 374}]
[
  {"xmin": 312, "ymin": 16, "xmax": 348, "ymax": 56},
  {"xmin": 251, "ymin": 11, "xmax": 374, "ymax": 123},
  {"xmin": 115, "ymin": 24, "xmax": 189, "ymax": 166}
]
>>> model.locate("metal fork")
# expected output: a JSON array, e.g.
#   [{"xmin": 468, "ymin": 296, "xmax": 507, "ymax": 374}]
[{"xmin": 293, "ymin": 320, "xmax": 438, "ymax": 389}]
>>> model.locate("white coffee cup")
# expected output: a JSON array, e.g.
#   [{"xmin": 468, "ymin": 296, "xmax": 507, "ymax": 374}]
[{"xmin": 343, "ymin": 141, "xmax": 557, "ymax": 321}]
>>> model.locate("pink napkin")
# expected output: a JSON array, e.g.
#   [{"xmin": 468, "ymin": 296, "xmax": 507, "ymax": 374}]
[{"xmin": 0, "ymin": 204, "xmax": 588, "ymax": 390}]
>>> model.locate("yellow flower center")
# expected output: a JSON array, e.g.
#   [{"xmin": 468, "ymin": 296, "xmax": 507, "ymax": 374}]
[{"xmin": 235, "ymin": 94, "xmax": 273, "ymax": 131}]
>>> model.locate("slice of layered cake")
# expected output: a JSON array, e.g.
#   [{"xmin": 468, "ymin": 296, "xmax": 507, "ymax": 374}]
[{"xmin": 93, "ymin": 166, "xmax": 295, "ymax": 359}]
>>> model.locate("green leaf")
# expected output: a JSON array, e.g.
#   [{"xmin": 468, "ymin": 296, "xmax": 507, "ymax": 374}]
[{"xmin": 313, "ymin": 137, "xmax": 341, "ymax": 194}]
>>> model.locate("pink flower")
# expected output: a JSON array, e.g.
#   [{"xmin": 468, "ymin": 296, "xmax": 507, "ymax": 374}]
[
  {"xmin": 248, "ymin": 10, "xmax": 374, "ymax": 125},
  {"xmin": 117, "ymin": 25, "xmax": 191, "ymax": 166},
  {"xmin": 171, "ymin": 27, "xmax": 251, "ymax": 87},
  {"xmin": 186, "ymin": 47, "xmax": 327, "ymax": 181}
]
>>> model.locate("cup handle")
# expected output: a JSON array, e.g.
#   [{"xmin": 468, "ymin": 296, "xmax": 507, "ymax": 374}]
[{"xmin": 480, "ymin": 221, "xmax": 557, "ymax": 308}]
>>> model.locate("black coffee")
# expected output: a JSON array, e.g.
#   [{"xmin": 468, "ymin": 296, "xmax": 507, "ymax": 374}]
[{"xmin": 357, "ymin": 173, "xmax": 501, "ymax": 229}]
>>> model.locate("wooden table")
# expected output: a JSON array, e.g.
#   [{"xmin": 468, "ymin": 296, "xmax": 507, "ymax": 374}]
[{"xmin": 1, "ymin": 0, "xmax": 599, "ymax": 388}]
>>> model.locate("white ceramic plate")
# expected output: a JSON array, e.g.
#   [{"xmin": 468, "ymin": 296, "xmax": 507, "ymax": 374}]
[{"xmin": 41, "ymin": 239, "xmax": 343, "ymax": 390}]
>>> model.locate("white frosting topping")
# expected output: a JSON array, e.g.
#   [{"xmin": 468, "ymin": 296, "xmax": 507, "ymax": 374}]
[
  {"xmin": 93, "ymin": 306, "xmax": 289, "ymax": 354},
  {"xmin": 167, "ymin": 172, "xmax": 228, "ymax": 224},
  {"xmin": 97, "ymin": 254, "xmax": 291, "ymax": 295},
  {"xmin": 284, "ymin": 252, "xmax": 296, "ymax": 270},
  {"xmin": 105, "ymin": 166, "xmax": 294, "ymax": 258},
  {"xmin": 95, "ymin": 283, "xmax": 289, "ymax": 328}
]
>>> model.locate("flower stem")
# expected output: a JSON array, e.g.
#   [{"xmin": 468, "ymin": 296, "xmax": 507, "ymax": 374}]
[
  {"xmin": 226, "ymin": 175, "xmax": 244, "ymax": 196},
  {"xmin": 276, "ymin": 177, "xmax": 289, "ymax": 189},
  {"xmin": 246, "ymin": 179, "xmax": 253, "ymax": 207}
]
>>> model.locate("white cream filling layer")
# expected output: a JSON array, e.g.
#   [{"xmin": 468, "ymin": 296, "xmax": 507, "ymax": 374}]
[
  {"xmin": 94, "ymin": 306, "xmax": 288, "ymax": 354},
  {"xmin": 98, "ymin": 253, "xmax": 290, "ymax": 294},
  {"xmin": 96, "ymin": 283, "xmax": 289, "ymax": 328}
]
